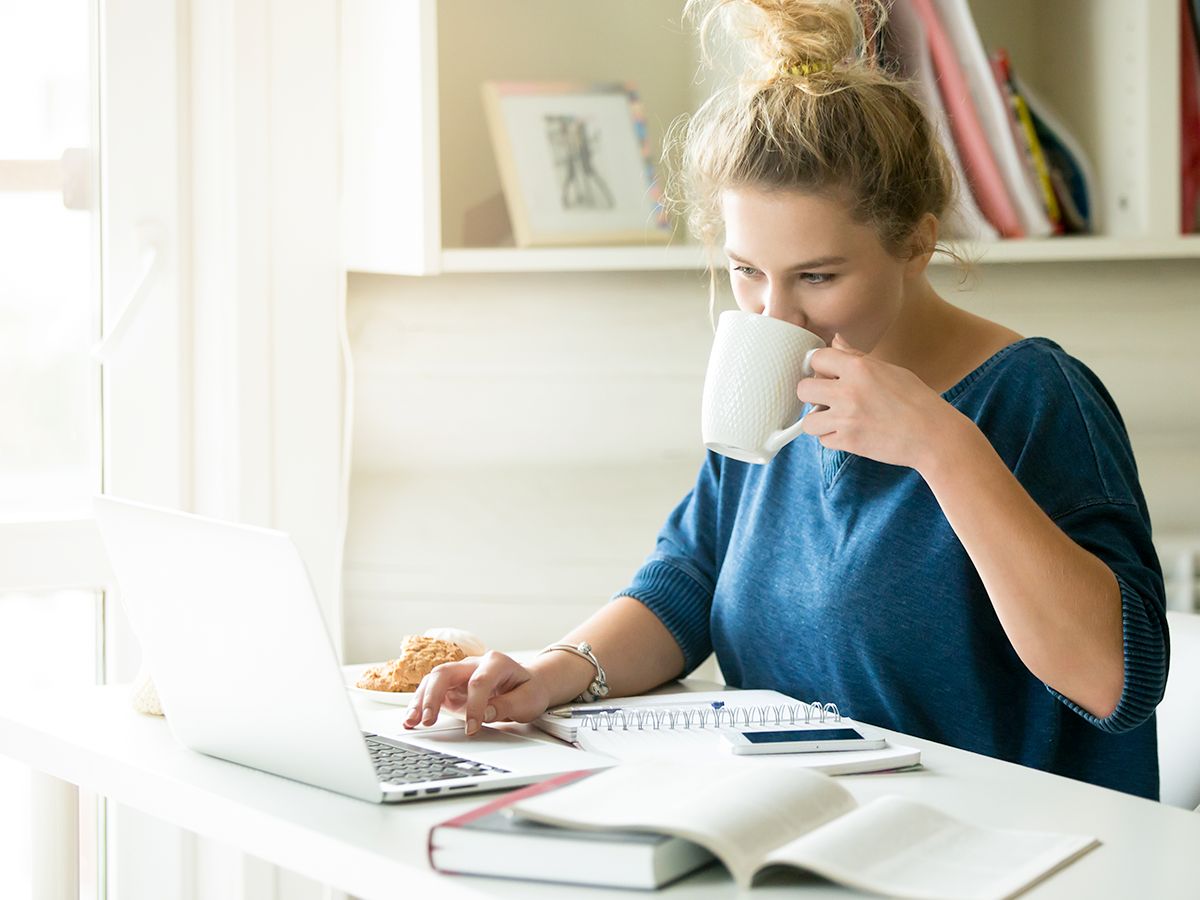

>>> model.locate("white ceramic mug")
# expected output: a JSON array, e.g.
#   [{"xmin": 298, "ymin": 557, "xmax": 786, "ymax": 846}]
[{"xmin": 701, "ymin": 310, "xmax": 826, "ymax": 465}]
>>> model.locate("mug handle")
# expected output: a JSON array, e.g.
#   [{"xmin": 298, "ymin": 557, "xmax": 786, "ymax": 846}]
[{"xmin": 762, "ymin": 347, "xmax": 821, "ymax": 456}]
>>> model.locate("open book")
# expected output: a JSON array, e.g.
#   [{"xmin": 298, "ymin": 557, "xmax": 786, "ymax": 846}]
[{"xmin": 508, "ymin": 761, "xmax": 1098, "ymax": 900}]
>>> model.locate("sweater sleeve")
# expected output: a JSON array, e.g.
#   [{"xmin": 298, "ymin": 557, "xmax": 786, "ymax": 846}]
[
  {"xmin": 983, "ymin": 345, "xmax": 1170, "ymax": 734},
  {"xmin": 1043, "ymin": 499, "xmax": 1170, "ymax": 733},
  {"xmin": 609, "ymin": 450, "xmax": 725, "ymax": 676}
]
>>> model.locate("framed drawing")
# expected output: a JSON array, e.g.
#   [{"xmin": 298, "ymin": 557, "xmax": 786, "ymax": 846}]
[{"xmin": 481, "ymin": 80, "xmax": 672, "ymax": 248}]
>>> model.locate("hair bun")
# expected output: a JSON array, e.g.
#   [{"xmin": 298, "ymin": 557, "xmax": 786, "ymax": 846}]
[
  {"xmin": 778, "ymin": 58, "xmax": 837, "ymax": 79},
  {"xmin": 686, "ymin": 0, "xmax": 879, "ymax": 85}
]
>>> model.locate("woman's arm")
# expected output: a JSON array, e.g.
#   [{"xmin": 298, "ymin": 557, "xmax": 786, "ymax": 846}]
[
  {"xmin": 406, "ymin": 596, "xmax": 685, "ymax": 734},
  {"xmin": 529, "ymin": 595, "xmax": 687, "ymax": 705},
  {"xmin": 798, "ymin": 335, "xmax": 1127, "ymax": 719},
  {"xmin": 916, "ymin": 412, "xmax": 1124, "ymax": 717}
]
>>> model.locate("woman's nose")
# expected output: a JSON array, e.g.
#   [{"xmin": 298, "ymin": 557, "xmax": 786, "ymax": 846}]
[{"xmin": 761, "ymin": 295, "xmax": 806, "ymax": 329}]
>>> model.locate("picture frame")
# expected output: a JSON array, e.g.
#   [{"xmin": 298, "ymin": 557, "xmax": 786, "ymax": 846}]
[{"xmin": 481, "ymin": 80, "xmax": 672, "ymax": 248}]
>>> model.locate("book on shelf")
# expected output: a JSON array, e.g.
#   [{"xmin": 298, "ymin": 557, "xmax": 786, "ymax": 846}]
[
  {"xmin": 882, "ymin": 0, "xmax": 999, "ymax": 241},
  {"xmin": 906, "ymin": 0, "xmax": 1024, "ymax": 237},
  {"xmin": 990, "ymin": 48, "xmax": 1063, "ymax": 234},
  {"xmin": 1183, "ymin": 0, "xmax": 1200, "ymax": 233},
  {"xmin": 880, "ymin": 0, "xmax": 1098, "ymax": 241},
  {"xmin": 930, "ymin": 0, "xmax": 1054, "ymax": 238},
  {"xmin": 1010, "ymin": 70, "xmax": 1096, "ymax": 234},
  {"xmin": 501, "ymin": 760, "xmax": 1100, "ymax": 900},
  {"xmin": 533, "ymin": 688, "xmax": 923, "ymax": 776}
]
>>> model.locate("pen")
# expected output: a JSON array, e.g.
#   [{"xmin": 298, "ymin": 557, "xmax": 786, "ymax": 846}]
[{"xmin": 553, "ymin": 706, "xmax": 626, "ymax": 717}]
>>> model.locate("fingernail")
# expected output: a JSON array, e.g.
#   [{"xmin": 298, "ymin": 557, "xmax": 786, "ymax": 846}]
[
  {"xmin": 466, "ymin": 718, "xmax": 478, "ymax": 735},
  {"xmin": 422, "ymin": 706, "xmax": 435, "ymax": 724},
  {"xmin": 483, "ymin": 705, "xmax": 496, "ymax": 722}
]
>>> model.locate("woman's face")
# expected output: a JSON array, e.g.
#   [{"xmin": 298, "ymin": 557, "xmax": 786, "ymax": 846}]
[{"xmin": 720, "ymin": 186, "xmax": 924, "ymax": 352}]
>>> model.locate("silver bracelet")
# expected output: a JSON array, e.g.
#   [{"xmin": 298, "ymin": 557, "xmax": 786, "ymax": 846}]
[{"xmin": 539, "ymin": 641, "xmax": 610, "ymax": 702}]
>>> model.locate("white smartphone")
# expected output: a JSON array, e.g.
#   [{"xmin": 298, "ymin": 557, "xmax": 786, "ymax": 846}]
[{"xmin": 721, "ymin": 726, "xmax": 886, "ymax": 755}]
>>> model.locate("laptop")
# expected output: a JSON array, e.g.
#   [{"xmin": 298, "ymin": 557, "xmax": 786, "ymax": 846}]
[{"xmin": 93, "ymin": 495, "xmax": 616, "ymax": 803}]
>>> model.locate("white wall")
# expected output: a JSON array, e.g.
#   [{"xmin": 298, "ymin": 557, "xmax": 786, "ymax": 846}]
[{"xmin": 344, "ymin": 260, "xmax": 1200, "ymax": 662}]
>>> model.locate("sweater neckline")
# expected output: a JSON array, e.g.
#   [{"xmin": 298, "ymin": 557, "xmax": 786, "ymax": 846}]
[
  {"xmin": 939, "ymin": 336, "xmax": 1057, "ymax": 404},
  {"xmin": 817, "ymin": 336, "xmax": 1057, "ymax": 491}
]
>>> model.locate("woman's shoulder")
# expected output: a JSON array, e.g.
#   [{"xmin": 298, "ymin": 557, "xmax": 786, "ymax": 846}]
[
  {"xmin": 945, "ymin": 335, "xmax": 1119, "ymax": 419},
  {"xmin": 950, "ymin": 336, "xmax": 1144, "ymax": 511}
]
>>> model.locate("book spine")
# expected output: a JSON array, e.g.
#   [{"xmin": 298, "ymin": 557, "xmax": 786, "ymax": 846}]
[
  {"xmin": 1011, "ymin": 91, "xmax": 1061, "ymax": 231},
  {"xmin": 990, "ymin": 48, "xmax": 1061, "ymax": 232},
  {"xmin": 428, "ymin": 769, "xmax": 598, "ymax": 870}
]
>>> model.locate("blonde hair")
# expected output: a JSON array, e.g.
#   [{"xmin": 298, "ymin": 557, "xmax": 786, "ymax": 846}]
[{"xmin": 662, "ymin": 0, "xmax": 966, "ymax": 326}]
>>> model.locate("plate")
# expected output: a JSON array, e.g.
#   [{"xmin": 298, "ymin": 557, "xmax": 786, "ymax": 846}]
[
  {"xmin": 348, "ymin": 686, "xmax": 418, "ymax": 707},
  {"xmin": 342, "ymin": 662, "xmax": 418, "ymax": 707}
]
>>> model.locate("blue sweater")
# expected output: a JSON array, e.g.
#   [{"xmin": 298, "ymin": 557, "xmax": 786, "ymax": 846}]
[{"xmin": 613, "ymin": 337, "xmax": 1170, "ymax": 800}]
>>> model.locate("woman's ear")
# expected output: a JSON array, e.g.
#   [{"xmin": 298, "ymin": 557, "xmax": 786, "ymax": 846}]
[{"xmin": 904, "ymin": 213, "xmax": 939, "ymax": 277}]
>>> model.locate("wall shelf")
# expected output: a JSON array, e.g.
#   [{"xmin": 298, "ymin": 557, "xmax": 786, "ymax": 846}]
[
  {"xmin": 343, "ymin": 0, "xmax": 1193, "ymax": 277},
  {"xmin": 368, "ymin": 236, "xmax": 1200, "ymax": 277},
  {"xmin": 951, "ymin": 235, "xmax": 1200, "ymax": 265}
]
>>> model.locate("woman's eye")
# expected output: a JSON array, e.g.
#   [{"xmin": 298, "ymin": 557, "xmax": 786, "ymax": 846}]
[{"xmin": 731, "ymin": 266, "xmax": 834, "ymax": 285}]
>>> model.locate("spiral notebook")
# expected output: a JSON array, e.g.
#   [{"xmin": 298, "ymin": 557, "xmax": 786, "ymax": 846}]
[{"xmin": 533, "ymin": 689, "xmax": 922, "ymax": 776}]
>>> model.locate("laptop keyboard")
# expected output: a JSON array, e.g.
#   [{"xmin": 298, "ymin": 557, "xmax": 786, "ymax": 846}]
[{"xmin": 364, "ymin": 734, "xmax": 510, "ymax": 785}]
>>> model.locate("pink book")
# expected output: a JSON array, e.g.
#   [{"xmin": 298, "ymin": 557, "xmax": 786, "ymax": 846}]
[
  {"xmin": 908, "ymin": 0, "xmax": 1024, "ymax": 237},
  {"xmin": 1182, "ymin": 0, "xmax": 1200, "ymax": 233}
]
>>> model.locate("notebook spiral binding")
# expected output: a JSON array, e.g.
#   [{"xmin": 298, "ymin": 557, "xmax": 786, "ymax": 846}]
[{"xmin": 579, "ymin": 701, "xmax": 841, "ymax": 732}]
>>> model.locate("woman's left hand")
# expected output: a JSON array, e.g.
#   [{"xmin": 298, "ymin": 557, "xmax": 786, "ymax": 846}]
[{"xmin": 796, "ymin": 333, "xmax": 961, "ymax": 471}]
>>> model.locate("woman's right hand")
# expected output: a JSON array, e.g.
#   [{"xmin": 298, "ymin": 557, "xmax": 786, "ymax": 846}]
[{"xmin": 403, "ymin": 650, "xmax": 553, "ymax": 735}]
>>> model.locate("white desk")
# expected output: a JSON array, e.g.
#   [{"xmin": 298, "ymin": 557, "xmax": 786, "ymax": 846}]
[{"xmin": 3, "ymin": 681, "xmax": 1199, "ymax": 899}]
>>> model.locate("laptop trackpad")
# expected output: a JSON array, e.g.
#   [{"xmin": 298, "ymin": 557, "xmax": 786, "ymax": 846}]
[{"xmin": 406, "ymin": 725, "xmax": 541, "ymax": 754}]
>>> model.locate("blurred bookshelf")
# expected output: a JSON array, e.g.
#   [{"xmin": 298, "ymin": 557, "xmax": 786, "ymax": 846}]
[{"xmin": 342, "ymin": 0, "xmax": 1195, "ymax": 276}]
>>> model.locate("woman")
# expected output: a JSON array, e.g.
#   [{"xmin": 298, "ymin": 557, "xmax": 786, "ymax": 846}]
[{"xmin": 404, "ymin": 0, "xmax": 1169, "ymax": 799}]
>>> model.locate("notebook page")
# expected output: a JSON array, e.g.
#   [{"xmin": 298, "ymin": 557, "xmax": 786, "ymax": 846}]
[
  {"xmin": 509, "ymin": 760, "xmax": 857, "ymax": 888},
  {"xmin": 763, "ymin": 794, "xmax": 1098, "ymax": 900}
]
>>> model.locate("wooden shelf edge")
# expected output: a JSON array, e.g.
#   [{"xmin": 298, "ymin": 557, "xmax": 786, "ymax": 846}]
[
  {"xmin": 346, "ymin": 235, "xmax": 1200, "ymax": 275},
  {"xmin": 954, "ymin": 235, "xmax": 1200, "ymax": 264},
  {"xmin": 439, "ymin": 244, "xmax": 714, "ymax": 273}
]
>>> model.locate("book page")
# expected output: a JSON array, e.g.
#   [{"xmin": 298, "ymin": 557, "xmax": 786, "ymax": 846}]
[
  {"xmin": 576, "ymin": 720, "xmax": 731, "ymax": 759},
  {"xmin": 509, "ymin": 760, "xmax": 857, "ymax": 888},
  {"xmin": 761, "ymin": 794, "xmax": 1098, "ymax": 900}
]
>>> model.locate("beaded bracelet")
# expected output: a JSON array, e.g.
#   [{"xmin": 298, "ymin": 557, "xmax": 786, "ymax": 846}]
[{"xmin": 538, "ymin": 640, "xmax": 610, "ymax": 702}]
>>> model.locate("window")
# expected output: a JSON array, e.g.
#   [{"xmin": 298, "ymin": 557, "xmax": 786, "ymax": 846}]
[
  {"xmin": 0, "ymin": 0, "xmax": 99, "ymax": 517},
  {"xmin": 2, "ymin": 3, "xmax": 108, "ymax": 899}
]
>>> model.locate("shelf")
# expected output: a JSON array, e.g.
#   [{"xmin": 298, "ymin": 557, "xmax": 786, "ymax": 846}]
[
  {"xmin": 344, "ymin": 0, "xmax": 1195, "ymax": 276},
  {"xmin": 439, "ymin": 244, "xmax": 710, "ymax": 274},
  {"xmin": 951, "ymin": 235, "xmax": 1200, "ymax": 265},
  {"xmin": 376, "ymin": 236, "xmax": 1200, "ymax": 275}
]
